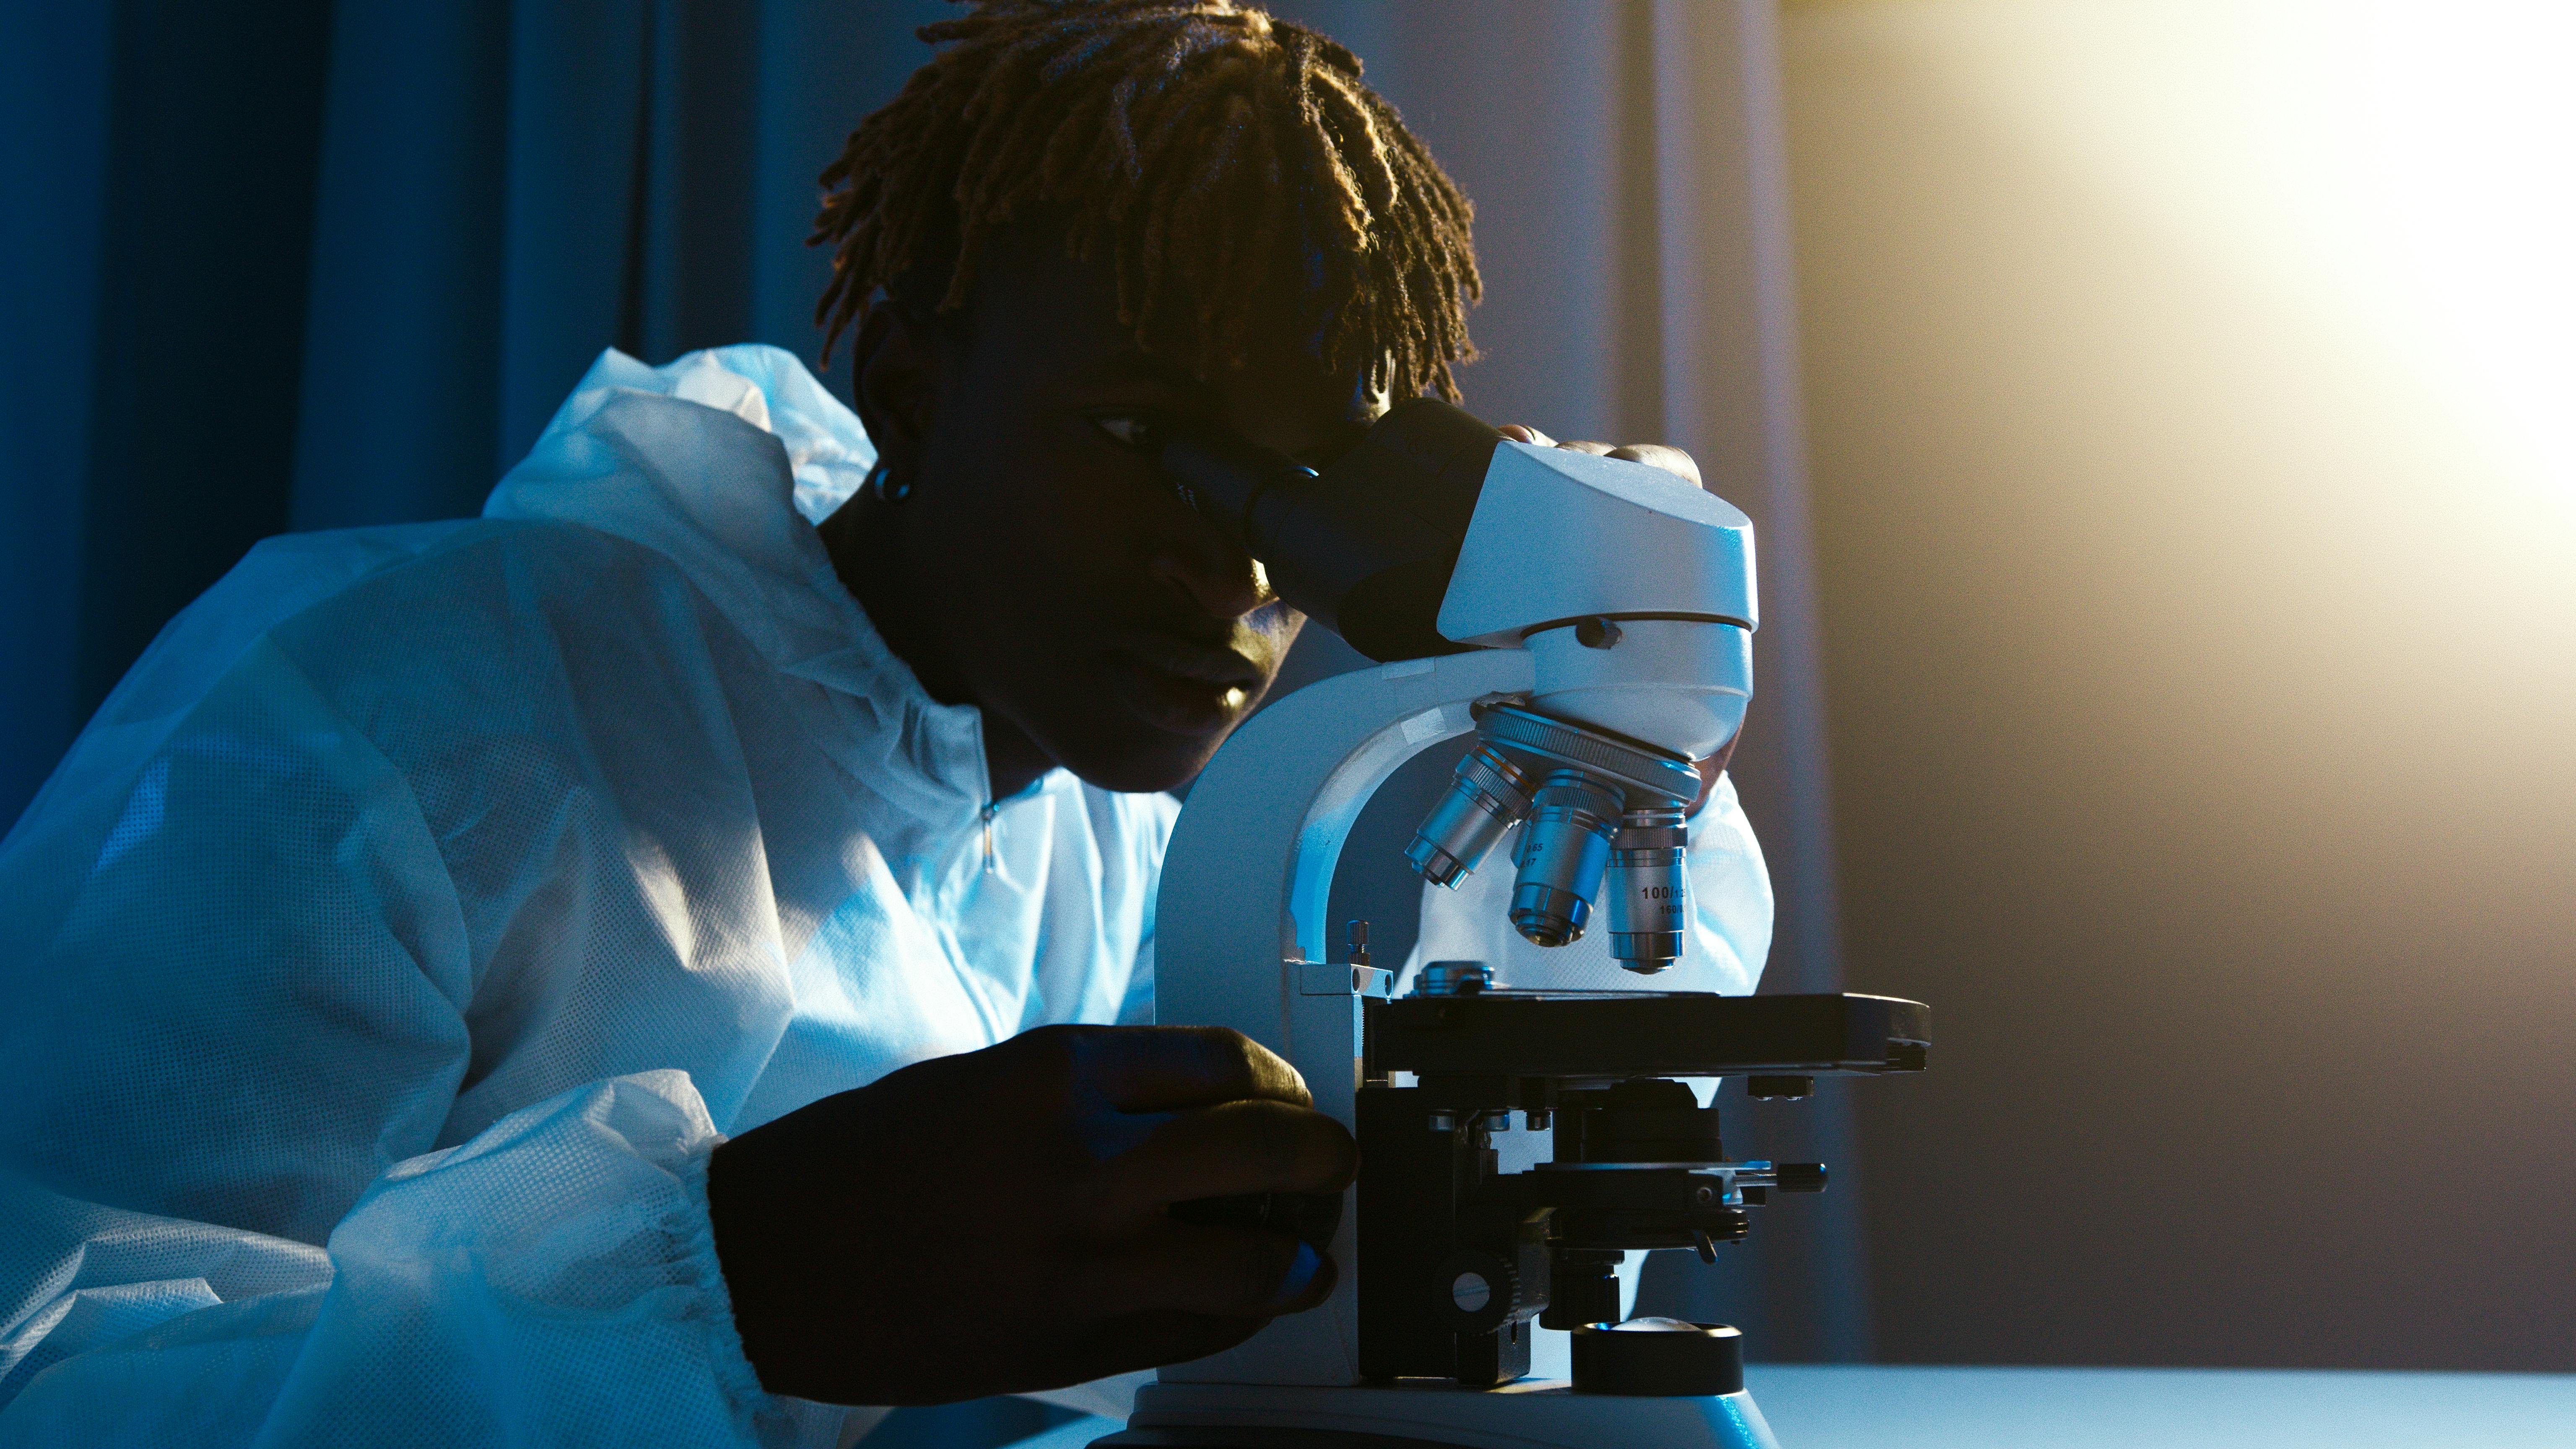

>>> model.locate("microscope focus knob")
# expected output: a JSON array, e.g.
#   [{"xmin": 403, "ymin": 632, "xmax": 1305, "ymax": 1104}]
[
  {"xmin": 1433, "ymin": 1248, "xmax": 1523, "ymax": 1332},
  {"xmin": 1570, "ymin": 1319, "xmax": 1745, "ymax": 1396}
]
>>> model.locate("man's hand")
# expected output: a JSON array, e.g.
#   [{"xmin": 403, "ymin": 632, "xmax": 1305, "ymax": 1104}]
[
  {"xmin": 705, "ymin": 1024, "xmax": 1356, "ymax": 1405},
  {"xmin": 1497, "ymin": 423, "xmax": 1703, "ymax": 490}
]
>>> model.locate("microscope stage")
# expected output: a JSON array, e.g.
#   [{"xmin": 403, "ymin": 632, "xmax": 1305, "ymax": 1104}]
[{"xmin": 1366, "ymin": 991, "xmax": 1929, "ymax": 1082}]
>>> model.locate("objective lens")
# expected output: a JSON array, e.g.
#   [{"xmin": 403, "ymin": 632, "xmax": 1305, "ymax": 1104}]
[
  {"xmin": 1509, "ymin": 770, "xmax": 1625, "ymax": 946},
  {"xmin": 1607, "ymin": 806, "xmax": 1690, "ymax": 974},
  {"xmin": 1405, "ymin": 745, "xmax": 1535, "ymax": 887}
]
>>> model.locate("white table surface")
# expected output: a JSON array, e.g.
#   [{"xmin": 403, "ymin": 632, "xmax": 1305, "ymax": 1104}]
[
  {"xmin": 1010, "ymin": 1365, "xmax": 2576, "ymax": 1448},
  {"xmin": 1745, "ymin": 1365, "xmax": 2576, "ymax": 1448}
]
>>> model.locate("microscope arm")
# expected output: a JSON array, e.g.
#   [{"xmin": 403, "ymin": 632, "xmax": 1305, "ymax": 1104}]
[{"xmin": 1156, "ymin": 646, "xmax": 1535, "ymax": 1387}]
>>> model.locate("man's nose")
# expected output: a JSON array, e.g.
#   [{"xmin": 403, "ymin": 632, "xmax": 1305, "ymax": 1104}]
[{"xmin": 1149, "ymin": 538, "xmax": 1271, "ymax": 621}]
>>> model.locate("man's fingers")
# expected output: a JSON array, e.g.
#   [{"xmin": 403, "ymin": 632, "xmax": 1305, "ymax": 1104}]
[
  {"xmin": 1043, "ymin": 1024, "xmax": 1311, "ymax": 1112},
  {"xmin": 1533, "ymin": 437, "xmax": 1706, "ymax": 488},
  {"xmin": 1079, "ymin": 1220, "xmax": 1338, "ymax": 1319},
  {"xmin": 1606, "ymin": 442, "xmax": 1703, "ymax": 487},
  {"xmin": 1099, "ymin": 1098, "xmax": 1357, "ymax": 1214},
  {"xmin": 1498, "ymin": 423, "xmax": 1557, "ymax": 447},
  {"xmin": 1003, "ymin": 1232, "xmax": 1335, "ymax": 1385},
  {"xmin": 1015, "ymin": 1309, "xmax": 1272, "ymax": 1390}
]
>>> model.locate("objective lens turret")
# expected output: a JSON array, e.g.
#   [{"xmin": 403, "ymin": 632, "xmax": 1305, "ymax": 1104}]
[{"xmin": 1401, "ymin": 700, "xmax": 1700, "ymax": 951}]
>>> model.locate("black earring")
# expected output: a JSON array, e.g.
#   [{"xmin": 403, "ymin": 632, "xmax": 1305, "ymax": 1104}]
[{"xmin": 867, "ymin": 460, "xmax": 913, "ymax": 504}]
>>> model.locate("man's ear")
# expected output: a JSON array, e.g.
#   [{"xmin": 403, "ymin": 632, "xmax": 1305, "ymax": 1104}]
[{"xmin": 850, "ymin": 303, "xmax": 938, "ymax": 470}]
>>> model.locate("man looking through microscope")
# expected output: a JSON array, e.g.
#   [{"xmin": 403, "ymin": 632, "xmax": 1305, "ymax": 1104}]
[{"xmin": 0, "ymin": 3, "xmax": 1769, "ymax": 1443}]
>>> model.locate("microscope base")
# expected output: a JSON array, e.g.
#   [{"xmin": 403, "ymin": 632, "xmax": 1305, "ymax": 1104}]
[{"xmin": 1089, "ymin": 1379, "xmax": 1780, "ymax": 1449}]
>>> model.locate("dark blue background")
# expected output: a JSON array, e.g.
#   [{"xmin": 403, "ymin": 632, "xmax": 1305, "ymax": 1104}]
[{"xmin": 1, "ymin": 0, "xmax": 952, "ymax": 831}]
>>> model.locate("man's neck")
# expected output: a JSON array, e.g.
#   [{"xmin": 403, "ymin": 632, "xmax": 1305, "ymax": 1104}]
[
  {"xmin": 819, "ymin": 492, "xmax": 1054, "ymax": 807},
  {"xmin": 980, "ymin": 718, "xmax": 1053, "ymax": 805}
]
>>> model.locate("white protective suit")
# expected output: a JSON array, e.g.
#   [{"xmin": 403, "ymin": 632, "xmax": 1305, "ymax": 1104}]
[{"xmin": 0, "ymin": 345, "xmax": 1771, "ymax": 1447}]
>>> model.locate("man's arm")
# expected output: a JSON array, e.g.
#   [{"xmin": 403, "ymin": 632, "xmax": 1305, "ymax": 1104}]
[{"xmin": 0, "ymin": 638, "xmax": 782, "ymax": 1447}]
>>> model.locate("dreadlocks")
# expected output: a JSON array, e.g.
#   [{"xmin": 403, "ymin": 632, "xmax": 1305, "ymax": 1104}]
[{"xmin": 813, "ymin": 0, "xmax": 1481, "ymax": 402}]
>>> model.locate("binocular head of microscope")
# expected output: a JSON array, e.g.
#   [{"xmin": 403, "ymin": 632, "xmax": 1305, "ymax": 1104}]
[{"xmin": 1161, "ymin": 396, "xmax": 1759, "ymax": 975}]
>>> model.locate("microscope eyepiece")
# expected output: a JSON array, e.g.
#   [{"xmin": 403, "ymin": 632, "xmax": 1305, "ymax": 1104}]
[
  {"xmin": 1156, "ymin": 399, "xmax": 1502, "ymax": 662},
  {"xmin": 1156, "ymin": 426, "xmax": 1319, "ymax": 560}
]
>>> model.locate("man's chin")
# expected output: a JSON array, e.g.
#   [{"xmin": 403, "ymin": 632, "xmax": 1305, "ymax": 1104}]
[
  {"xmin": 1046, "ymin": 723, "xmax": 1237, "ymax": 797},
  {"xmin": 1066, "ymin": 743, "xmax": 1215, "ymax": 789}
]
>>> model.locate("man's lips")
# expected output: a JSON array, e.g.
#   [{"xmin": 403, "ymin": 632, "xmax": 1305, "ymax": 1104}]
[
  {"xmin": 1100, "ymin": 631, "xmax": 1265, "ymax": 737},
  {"xmin": 1104, "ymin": 630, "xmax": 1264, "ymax": 691}
]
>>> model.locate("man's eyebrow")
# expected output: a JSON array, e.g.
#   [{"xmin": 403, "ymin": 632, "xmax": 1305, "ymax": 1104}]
[{"xmin": 1090, "ymin": 348, "xmax": 1209, "ymax": 395}]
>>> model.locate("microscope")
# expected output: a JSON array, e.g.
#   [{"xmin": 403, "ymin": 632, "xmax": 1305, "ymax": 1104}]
[{"xmin": 1093, "ymin": 402, "xmax": 1930, "ymax": 1448}]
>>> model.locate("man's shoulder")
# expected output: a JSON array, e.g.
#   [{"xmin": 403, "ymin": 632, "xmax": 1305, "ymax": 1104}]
[
  {"xmin": 119, "ymin": 518, "xmax": 763, "ymax": 781},
  {"xmin": 201, "ymin": 516, "xmax": 690, "ymax": 638},
  {"xmin": 267, "ymin": 516, "xmax": 743, "ymax": 665},
  {"xmin": 257, "ymin": 518, "xmax": 815, "ymax": 824},
  {"xmin": 22, "ymin": 518, "xmax": 731, "ymax": 839}
]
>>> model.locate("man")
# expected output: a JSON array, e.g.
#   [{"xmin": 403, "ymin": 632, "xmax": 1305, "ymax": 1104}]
[{"xmin": 0, "ymin": 3, "xmax": 1768, "ymax": 1444}]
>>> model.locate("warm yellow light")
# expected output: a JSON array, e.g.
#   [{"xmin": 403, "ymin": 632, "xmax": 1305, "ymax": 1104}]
[
  {"xmin": 1774, "ymin": 0, "xmax": 2576, "ymax": 1366},
  {"xmin": 1923, "ymin": 0, "xmax": 2576, "ymax": 502}
]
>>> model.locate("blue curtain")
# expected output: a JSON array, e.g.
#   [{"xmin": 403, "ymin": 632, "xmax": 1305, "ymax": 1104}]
[
  {"xmin": 0, "ymin": 0, "xmax": 947, "ymax": 828},
  {"xmin": 4, "ymin": 8, "xmax": 1111, "ymax": 1436}
]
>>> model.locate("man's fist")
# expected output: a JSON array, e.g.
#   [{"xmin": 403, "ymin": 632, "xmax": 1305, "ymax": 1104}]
[{"xmin": 705, "ymin": 1024, "xmax": 1356, "ymax": 1405}]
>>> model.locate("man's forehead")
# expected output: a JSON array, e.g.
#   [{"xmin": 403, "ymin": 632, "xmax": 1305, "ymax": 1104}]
[
  {"xmin": 1084, "ymin": 342, "xmax": 1382, "ymax": 419},
  {"xmin": 1085, "ymin": 346, "xmax": 1202, "ymax": 392},
  {"xmin": 962, "ymin": 224, "xmax": 1394, "ymax": 434}
]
